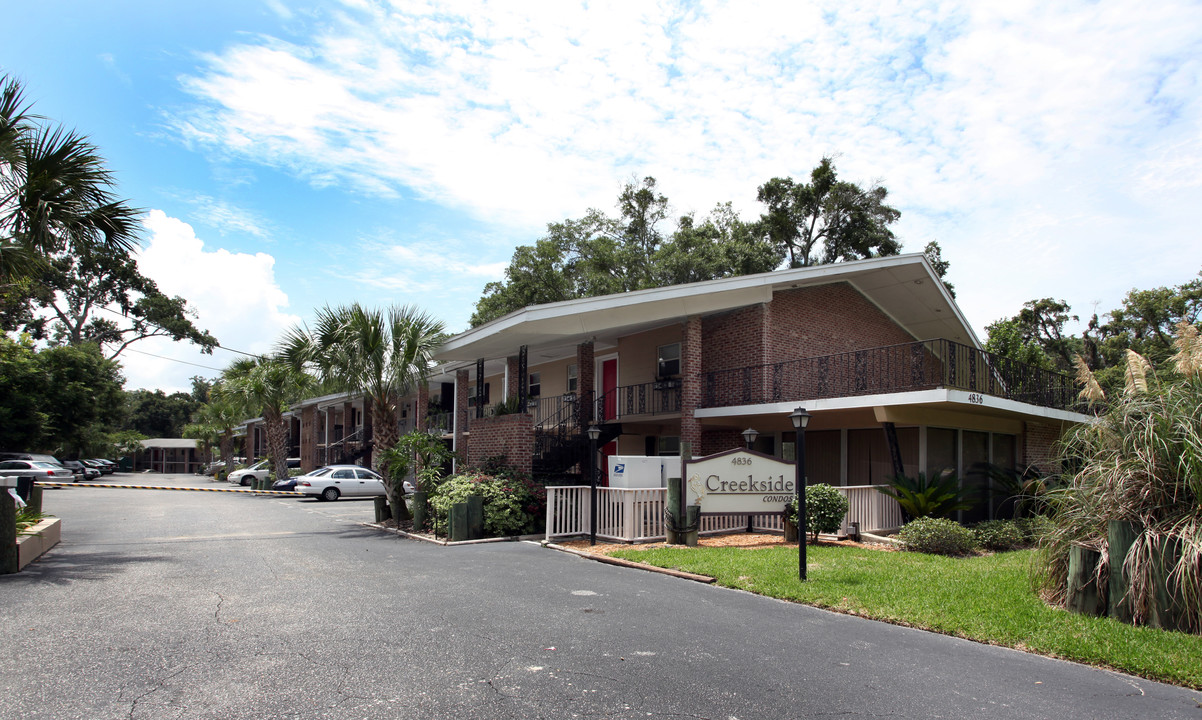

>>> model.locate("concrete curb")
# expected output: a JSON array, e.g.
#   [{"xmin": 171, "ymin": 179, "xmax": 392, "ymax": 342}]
[
  {"xmin": 542, "ymin": 541, "xmax": 716, "ymax": 584},
  {"xmin": 362, "ymin": 523, "xmax": 544, "ymax": 546}
]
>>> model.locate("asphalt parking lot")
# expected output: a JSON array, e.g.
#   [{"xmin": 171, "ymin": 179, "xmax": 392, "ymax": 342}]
[{"xmin": 3, "ymin": 473, "xmax": 1200, "ymax": 719}]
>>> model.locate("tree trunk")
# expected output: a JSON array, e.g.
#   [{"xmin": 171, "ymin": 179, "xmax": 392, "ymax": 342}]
[
  {"xmin": 264, "ymin": 408, "xmax": 290, "ymax": 484},
  {"xmin": 371, "ymin": 395, "xmax": 409, "ymax": 522}
]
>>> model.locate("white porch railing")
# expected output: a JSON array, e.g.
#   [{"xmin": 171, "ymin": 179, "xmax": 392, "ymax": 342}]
[{"xmin": 545, "ymin": 484, "xmax": 902, "ymax": 542}]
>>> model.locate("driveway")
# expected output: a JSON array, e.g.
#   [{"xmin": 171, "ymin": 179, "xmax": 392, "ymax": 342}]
[{"xmin": 2, "ymin": 473, "xmax": 1199, "ymax": 719}]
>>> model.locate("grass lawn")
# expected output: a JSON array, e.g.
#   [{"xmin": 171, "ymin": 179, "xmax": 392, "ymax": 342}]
[{"xmin": 607, "ymin": 543, "xmax": 1202, "ymax": 689}]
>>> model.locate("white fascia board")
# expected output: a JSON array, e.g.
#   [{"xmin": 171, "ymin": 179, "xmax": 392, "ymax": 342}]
[{"xmin": 695, "ymin": 388, "xmax": 1091, "ymax": 424}]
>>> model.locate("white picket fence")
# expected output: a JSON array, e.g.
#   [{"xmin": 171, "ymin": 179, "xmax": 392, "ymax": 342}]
[{"xmin": 545, "ymin": 484, "xmax": 902, "ymax": 543}]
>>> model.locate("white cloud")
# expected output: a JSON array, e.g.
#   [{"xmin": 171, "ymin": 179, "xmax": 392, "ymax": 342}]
[
  {"xmin": 167, "ymin": 0, "xmax": 1202, "ymax": 338},
  {"xmin": 122, "ymin": 210, "xmax": 300, "ymax": 391}
]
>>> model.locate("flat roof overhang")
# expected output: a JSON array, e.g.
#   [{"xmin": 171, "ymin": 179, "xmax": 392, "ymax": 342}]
[
  {"xmin": 435, "ymin": 254, "xmax": 976, "ymax": 365},
  {"xmin": 695, "ymin": 389, "xmax": 1092, "ymax": 434}
]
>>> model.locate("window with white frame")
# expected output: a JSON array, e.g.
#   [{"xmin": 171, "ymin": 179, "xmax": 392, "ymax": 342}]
[
  {"xmin": 657, "ymin": 342, "xmax": 681, "ymax": 378},
  {"xmin": 566, "ymin": 364, "xmax": 578, "ymax": 393},
  {"xmin": 529, "ymin": 372, "xmax": 541, "ymax": 398}
]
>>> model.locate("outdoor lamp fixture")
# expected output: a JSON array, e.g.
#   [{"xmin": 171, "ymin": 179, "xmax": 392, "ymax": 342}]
[
  {"xmin": 789, "ymin": 407, "xmax": 811, "ymax": 580},
  {"xmin": 587, "ymin": 425, "xmax": 602, "ymax": 546},
  {"xmin": 741, "ymin": 427, "xmax": 759, "ymax": 450}
]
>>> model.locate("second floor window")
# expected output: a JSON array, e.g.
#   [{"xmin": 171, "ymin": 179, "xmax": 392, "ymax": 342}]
[
  {"xmin": 657, "ymin": 342, "xmax": 681, "ymax": 378},
  {"xmin": 566, "ymin": 364, "xmax": 578, "ymax": 393},
  {"xmin": 529, "ymin": 372, "xmax": 541, "ymax": 398}
]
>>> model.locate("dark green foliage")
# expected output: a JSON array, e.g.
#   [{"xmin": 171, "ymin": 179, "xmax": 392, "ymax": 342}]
[
  {"xmin": 0, "ymin": 336, "xmax": 49, "ymax": 449},
  {"xmin": 428, "ymin": 467, "xmax": 546, "ymax": 537},
  {"xmin": 471, "ymin": 178, "xmax": 784, "ymax": 326},
  {"xmin": 790, "ymin": 483, "xmax": 850, "ymax": 542},
  {"xmin": 123, "ymin": 389, "xmax": 201, "ymax": 438},
  {"xmin": 756, "ymin": 157, "xmax": 901, "ymax": 269},
  {"xmin": 971, "ymin": 520, "xmax": 1026, "ymax": 551},
  {"xmin": 984, "ymin": 463, "xmax": 1057, "ymax": 519},
  {"xmin": 898, "ymin": 517, "xmax": 980, "ymax": 556},
  {"xmin": 877, "ymin": 470, "xmax": 975, "ymax": 520}
]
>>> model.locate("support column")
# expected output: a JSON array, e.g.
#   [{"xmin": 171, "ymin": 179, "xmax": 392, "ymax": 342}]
[
  {"xmin": 362, "ymin": 397, "xmax": 374, "ymax": 468},
  {"xmin": 680, "ymin": 316, "xmax": 703, "ymax": 452},
  {"xmin": 301, "ymin": 406, "xmax": 317, "ymax": 473},
  {"xmin": 577, "ymin": 341, "xmax": 595, "ymax": 427},
  {"xmin": 507, "ymin": 355, "xmax": 521, "ymax": 400},
  {"xmin": 455, "ymin": 368, "xmax": 470, "ymax": 468}
]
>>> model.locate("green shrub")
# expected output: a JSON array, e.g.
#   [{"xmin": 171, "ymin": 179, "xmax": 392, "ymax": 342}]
[
  {"xmin": 971, "ymin": 519, "xmax": 1025, "ymax": 551},
  {"xmin": 1014, "ymin": 515, "xmax": 1053, "ymax": 545},
  {"xmin": 788, "ymin": 484, "xmax": 849, "ymax": 542},
  {"xmin": 428, "ymin": 468, "xmax": 546, "ymax": 537},
  {"xmin": 898, "ymin": 517, "xmax": 980, "ymax": 556}
]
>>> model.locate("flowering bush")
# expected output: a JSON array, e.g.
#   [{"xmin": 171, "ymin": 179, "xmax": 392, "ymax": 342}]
[{"xmin": 428, "ymin": 468, "xmax": 546, "ymax": 537}]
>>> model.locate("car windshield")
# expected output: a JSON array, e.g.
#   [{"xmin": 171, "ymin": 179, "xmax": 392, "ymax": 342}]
[
  {"xmin": 306, "ymin": 467, "xmax": 333, "ymax": 477},
  {"xmin": 250, "ymin": 460, "xmax": 269, "ymax": 470}
]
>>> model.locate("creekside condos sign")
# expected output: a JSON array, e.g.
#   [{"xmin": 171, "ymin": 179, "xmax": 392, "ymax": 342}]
[{"xmin": 684, "ymin": 449, "xmax": 797, "ymax": 514}]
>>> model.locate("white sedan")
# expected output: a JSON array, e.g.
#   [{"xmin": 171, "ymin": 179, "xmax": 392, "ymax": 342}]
[{"xmin": 295, "ymin": 465, "xmax": 386, "ymax": 501}]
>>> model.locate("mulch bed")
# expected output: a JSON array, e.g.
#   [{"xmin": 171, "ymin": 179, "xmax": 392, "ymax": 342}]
[{"xmin": 557, "ymin": 532, "xmax": 896, "ymax": 557}]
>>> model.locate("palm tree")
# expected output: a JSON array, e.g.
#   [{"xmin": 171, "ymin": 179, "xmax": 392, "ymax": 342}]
[
  {"xmin": 281, "ymin": 303, "xmax": 444, "ymax": 520},
  {"xmin": 183, "ymin": 384, "xmax": 245, "ymax": 478},
  {"xmin": 223, "ymin": 356, "xmax": 315, "ymax": 485},
  {"xmin": 0, "ymin": 74, "xmax": 141, "ymax": 285}
]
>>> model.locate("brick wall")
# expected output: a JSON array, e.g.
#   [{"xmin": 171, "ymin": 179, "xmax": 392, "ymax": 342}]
[
  {"xmin": 465, "ymin": 413, "xmax": 534, "ymax": 476},
  {"xmin": 768, "ymin": 283, "xmax": 914, "ymax": 363},
  {"xmin": 700, "ymin": 303, "xmax": 769, "ymax": 374},
  {"xmin": 680, "ymin": 316, "xmax": 703, "ymax": 454},
  {"xmin": 1023, "ymin": 421, "xmax": 1062, "ymax": 474},
  {"xmin": 454, "ymin": 369, "xmax": 469, "ymax": 466}
]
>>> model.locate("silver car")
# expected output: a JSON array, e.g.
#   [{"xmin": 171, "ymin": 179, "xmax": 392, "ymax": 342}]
[{"xmin": 0, "ymin": 459, "xmax": 77, "ymax": 482}]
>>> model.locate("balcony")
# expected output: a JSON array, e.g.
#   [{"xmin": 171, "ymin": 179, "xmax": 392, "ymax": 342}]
[
  {"xmin": 702, "ymin": 339, "xmax": 1078, "ymax": 412},
  {"xmin": 596, "ymin": 380, "xmax": 682, "ymax": 422}
]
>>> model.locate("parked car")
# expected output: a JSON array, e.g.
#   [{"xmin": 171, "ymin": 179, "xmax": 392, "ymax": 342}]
[
  {"xmin": 294, "ymin": 465, "xmax": 385, "ymax": 501},
  {"xmin": 81, "ymin": 459, "xmax": 113, "ymax": 475},
  {"xmin": 0, "ymin": 451, "xmax": 63, "ymax": 465},
  {"xmin": 60, "ymin": 460, "xmax": 101, "ymax": 482},
  {"xmin": 88, "ymin": 459, "xmax": 117, "ymax": 474},
  {"xmin": 0, "ymin": 459, "xmax": 77, "ymax": 482},
  {"xmin": 228, "ymin": 458, "xmax": 300, "ymax": 487}
]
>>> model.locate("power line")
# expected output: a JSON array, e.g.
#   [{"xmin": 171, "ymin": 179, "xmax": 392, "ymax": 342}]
[
  {"xmin": 92, "ymin": 303, "xmax": 260, "ymax": 358},
  {"xmin": 124, "ymin": 347, "xmax": 224, "ymax": 371}
]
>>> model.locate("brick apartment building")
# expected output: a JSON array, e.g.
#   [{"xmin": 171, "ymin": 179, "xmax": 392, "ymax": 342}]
[{"xmin": 242, "ymin": 253, "xmax": 1089, "ymax": 524}]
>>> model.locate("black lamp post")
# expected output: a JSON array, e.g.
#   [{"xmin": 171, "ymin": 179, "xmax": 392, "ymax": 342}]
[
  {"xmin": 789, "ymin": 407, "xmax": 811, "ymax": 580},
  {"xmin": 587, "ymin": 425, "xmax": 601, "ymax": 546},
  {"xmin": 741, "ymin": 427, "xmax": 759, "ymax": 451}
]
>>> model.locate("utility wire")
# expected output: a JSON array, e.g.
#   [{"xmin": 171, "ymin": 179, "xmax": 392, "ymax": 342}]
[{"xmin": 93, "ymin": 303, "xmax": 261, "ymax": 358}]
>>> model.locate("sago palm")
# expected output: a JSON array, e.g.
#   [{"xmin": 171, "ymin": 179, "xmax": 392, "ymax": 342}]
[{"xmin": 281, "ymin": 303, "xmax": 444, "ymax": 521}]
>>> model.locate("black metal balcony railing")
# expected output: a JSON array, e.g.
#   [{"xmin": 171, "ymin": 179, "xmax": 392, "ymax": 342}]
[
  {"xmin": 596, "ymin": 380, "xmax": 683, "ymax": 422},
  {"xmin": 702, "ymin": 339, "xmax": 1078, "ymax": 412},
  {"xmin": 531, "ymin": 394, "xmax": 581, "ymax": 430},
  {"xmin": 427, "ymin": 412, "xmax": 453, "ymax": 434}
]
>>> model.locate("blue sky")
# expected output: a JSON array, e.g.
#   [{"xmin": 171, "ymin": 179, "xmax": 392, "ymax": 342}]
[{"xmin": 4, "ymin": 0, "xmax": 1201, "ymax": 392}]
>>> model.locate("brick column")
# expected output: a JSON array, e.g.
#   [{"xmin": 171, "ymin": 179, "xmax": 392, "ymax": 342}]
[
  {"xmin": 506, "ymin": 355, "xmax": 520, "ymax": 400},
  {"xmin": 300, "ymin": 406, "xmax": 316, "ymax": 473},
  {"xmin": 455, "ymin": 368, "xmax": 470, "ymax": 466},
  {"xmin": 680, "ymin": 316, "xmax": 703, "ymax": 455},
  {"xmin": 577, "ymin": 341, "xmax": 595, "ymax": 427},
  {"xmin": 362, "ymin": 397, "xmax": 374, "ymax": 468}
]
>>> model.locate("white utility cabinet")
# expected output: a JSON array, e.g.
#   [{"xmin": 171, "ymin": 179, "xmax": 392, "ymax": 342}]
[{"xmin": 607, "ymin": 456, "xmax": 681, "ymax": 488}]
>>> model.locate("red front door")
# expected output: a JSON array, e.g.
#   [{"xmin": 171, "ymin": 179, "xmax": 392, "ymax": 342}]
[{"xmin": 601, "ymin": 358, "xmax": 617, "ymax": 420}]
